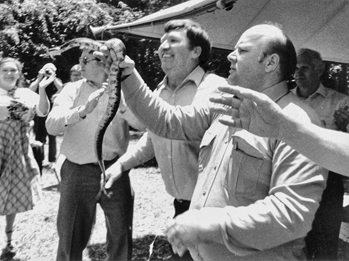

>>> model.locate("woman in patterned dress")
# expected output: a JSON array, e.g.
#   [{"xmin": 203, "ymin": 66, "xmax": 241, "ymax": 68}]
[{"xmin": 0, "ymin": 57, "xmax": 49, "ymax": 257}]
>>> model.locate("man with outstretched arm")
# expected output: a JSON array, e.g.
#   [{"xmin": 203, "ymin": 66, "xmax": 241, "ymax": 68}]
[{"xmin": 97, "ymin": 23, "xmax": 327, "ymax": 261}]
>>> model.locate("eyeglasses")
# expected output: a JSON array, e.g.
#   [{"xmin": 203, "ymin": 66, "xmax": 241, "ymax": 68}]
[{"xmin": 79, "ymin": 57, "xmax": 98, "ymax": 65}]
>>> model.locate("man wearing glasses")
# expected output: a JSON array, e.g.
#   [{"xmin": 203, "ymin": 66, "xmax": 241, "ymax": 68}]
[{"xmin": 46, "ymin": 48, "xmax": 144, "ymax": 261}]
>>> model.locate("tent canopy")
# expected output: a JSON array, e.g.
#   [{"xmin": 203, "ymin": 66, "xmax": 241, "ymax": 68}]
[{"xmin": 100, "ymin": 0, "xmax": 349, "ymax": 64}]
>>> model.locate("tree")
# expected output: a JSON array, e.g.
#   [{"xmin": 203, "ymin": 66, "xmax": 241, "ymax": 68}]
[
  {"xmin": 0, "ymin": 0, "xmax": 142, "ymax": 83},
  {"xmin": 0, "ymin": 0, "xmax": 229, "ymax": 88}
]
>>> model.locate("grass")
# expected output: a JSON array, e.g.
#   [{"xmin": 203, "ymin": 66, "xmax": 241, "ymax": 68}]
[{"xmin": 0, "ymin": 132, "xmax": 174, "ymax": 261}]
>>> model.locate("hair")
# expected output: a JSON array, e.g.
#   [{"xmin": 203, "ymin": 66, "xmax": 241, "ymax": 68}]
[
  {"xmin": 70, "ymin": 64, "xmax": 82, "ymax": 73},
  {"xmin": 260, "ymin": 23, "xmax": 297, "ymax": 81},
  {"xmin": 42, "ymin": 62, "xmax": 57, "ymax": 72},
  {"xmin": 297, "ymin": 48, "xmax": 324, "ymax": 69},
  {"xmin": 164, "ymin": 19, "xmax": 211, "ymax": 66},
  {"xmin": 0, "ymin": 57, "xmax": 23, "ymax": 87}
]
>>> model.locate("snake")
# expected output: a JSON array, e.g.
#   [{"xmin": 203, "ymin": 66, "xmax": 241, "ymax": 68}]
[{"xmin": 46, "ymin": 37, "xmax": 126, "ymax": 200}]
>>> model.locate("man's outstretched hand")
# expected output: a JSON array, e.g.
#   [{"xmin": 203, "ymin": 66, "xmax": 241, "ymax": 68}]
[{"xmin": 209, "ymin": 85, "xmax": 283, "ymax": 139}]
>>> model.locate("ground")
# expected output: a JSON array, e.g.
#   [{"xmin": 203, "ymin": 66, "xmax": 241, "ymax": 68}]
[
  {"xmin": 0, "ymin": 132, "xmax": 174, "ymax": 260},
  {"xmin": 1, "ymin": 133, "xmax": 348, "ymax": 260}
]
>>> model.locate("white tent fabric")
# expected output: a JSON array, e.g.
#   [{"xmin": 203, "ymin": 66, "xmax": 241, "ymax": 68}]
[{"xmin": 101, "ymin": 0, "xmax": 349, "ymax": 63}]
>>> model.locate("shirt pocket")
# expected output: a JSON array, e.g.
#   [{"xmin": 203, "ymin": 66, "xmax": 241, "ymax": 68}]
[{"xmin": 225, "ymin": 145, "xmax": 271, "ymax": 205}]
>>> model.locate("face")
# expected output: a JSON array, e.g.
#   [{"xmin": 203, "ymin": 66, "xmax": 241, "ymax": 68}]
[
  {"xmin": 79, "ymin": 50, "xmax": 103, "ymax": 82},
  {"xmin": 70, "ymin": 71, "xmax": 82, "ymax": 82},
  {"xmin": 158, "ymin": 29, "xmax": 198, "ymax": 75},
  {"xmin": 0, "ymin": 61, "xmax": 20, "ymax": 91},
  {"xmin": 294, "ymin": 55, "xmax": 321, "ymax": 95},
  {"xmin": 227, "ymin": 26, "xmax": 268, "ymax": 90}
]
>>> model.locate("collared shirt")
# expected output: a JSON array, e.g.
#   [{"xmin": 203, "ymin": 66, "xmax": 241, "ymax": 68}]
[
  {"xmin": 46, "ymin": 79, "xmax": 132, "ymax": 165},
  {"xmin": 123, "ymin": 72, "xmax": 327, "ymax": 261},
  {"xmin": 292, "ymin": 83, "xmax": 349, "ymax": 131},
  {"xmin": 120, "ymin": 66, "xmax": 226, "ymax": 200}
]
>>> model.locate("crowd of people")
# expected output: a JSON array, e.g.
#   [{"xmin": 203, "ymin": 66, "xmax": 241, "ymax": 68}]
[{"xmin": 1, "ymin": 16, "xmax": 349, "ymax": 261}]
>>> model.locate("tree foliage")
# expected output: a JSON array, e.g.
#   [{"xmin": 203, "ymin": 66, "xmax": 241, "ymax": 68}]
[
  {"xmin": 0, "ymin": 0, "xmax": 142, "ymax": 83},
  {"xmin": 0, "ymin": 0, "xmax": 229, "ymax": 89}
]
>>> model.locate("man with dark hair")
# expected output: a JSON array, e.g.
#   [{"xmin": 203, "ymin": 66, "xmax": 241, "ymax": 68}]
[
  {"xmin": 101, "ymin": 23, "xmax": 327, "ymax": 260},
  {"xmin": 105, "ymin": 19, "xmax": 225, "ymax": 260}
]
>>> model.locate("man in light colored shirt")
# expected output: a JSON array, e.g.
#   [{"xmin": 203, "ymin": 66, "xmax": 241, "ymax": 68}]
[
  {"xmin": 103, "ymin": 23, "xmax": 328, "ymax": 260},
  {"xmin": 292, "ymin": 48, "xmax": 349, "ymax": 132},
  {"xmin": 106, "ymin": 19, "xmax": 225, "ymax": 261},
  {"xmin": 46, "ymin": 48, "xmax": 143, "ymax": 261},
  {"xmin": 106, "ymin": 20, "xmax": 225, "ymax": 220},
  {"xmin": 292, "ymin": 48, "xmax": 349, "ymax": 260}
]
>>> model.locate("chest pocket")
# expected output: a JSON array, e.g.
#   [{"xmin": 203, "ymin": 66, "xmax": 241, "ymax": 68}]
[
  {"xmin": 226, "ymin": 135, "xmax": 272, "ymax": 205},
  {"xmin": 198, "ymin": 121, "xmax": 229, "ymax": 172}
]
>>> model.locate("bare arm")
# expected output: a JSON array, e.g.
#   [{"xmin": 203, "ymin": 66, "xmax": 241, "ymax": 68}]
[
  {"xmin": 278, "ymin": 114, "xmax": 349, "ymax": 176},
  {"xmin": 53, "ymin": 77, "xmax": 63, "ymax": 93},
  {"xmin": 29, "ymin": 73, "xmax": 44, "ymax": 92},
  {"xmin": 209, "ymin": 85, "xmax": 349, "ymax": 176},
  {"xmin": 37, "ymin": 74, "xmax": 55, "ymax": 115}
]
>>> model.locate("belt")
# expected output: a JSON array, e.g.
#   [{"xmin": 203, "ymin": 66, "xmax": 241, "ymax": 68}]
[
  {"xmin": 175, "ymin": 199, "xmax": 191, "ymax": 204},
  {"xmin": 92, "ymin": 156, "xmax": 119, "ymax": 167}
]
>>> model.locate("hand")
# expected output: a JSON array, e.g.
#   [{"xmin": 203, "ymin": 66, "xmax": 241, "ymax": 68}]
[
  {"xmin": 39, "ymin": 73, "xmax": 56, "ymax": 91},
  {"xmin": 21, "ymin": 107, "xmax": 35, "ymax": 122},
  {"xmin": 37, "ymin": 68, "xmax": 46, "ymax": 78},
  {"xmin": 101, "ymin": 81, "xmax": 113, "ymax": 96},
  {"xmin": 104, "ymin": 161, "xmax": 124, "ymax": 189},
  {"xmin": 334, "ymin": 105, "xmax": 349, "ymax": 132},
  {"xmin": 118, "ymin": 55, "xmax": 135, "ymax": 78},
  {"xmin": 94, "ymin": 50, "xmax": 135, "ymax": 78},
  {"xmin": 93, "ymin": 47, "xmax": 113, "ymax": 76},
  {"xmin": 165, "ymin": 208, "xmax": 226, "ymax": 256},
  {"xmin": 79, "ymin": 87, "xmax": 106, "ymax": 117},
  {"xmin": 209, "ymin": 85, "xmax": 283, "ymax": 139}
]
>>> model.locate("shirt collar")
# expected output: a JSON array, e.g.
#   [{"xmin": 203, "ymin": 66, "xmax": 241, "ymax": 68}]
[
  {"xmin": 262, "ymin": 81, "xmax": 289, "ymax": 102},
  {"xmin": 293, "ymin": 83, "xmax": 326, "ymax": 99},
  {"xmin": 160, "ymin": 66, "xmax": 205, "ymax": 91},
  {"xmin": 313, "ymin": 83, "xmax": 327, "ymax": 98}
]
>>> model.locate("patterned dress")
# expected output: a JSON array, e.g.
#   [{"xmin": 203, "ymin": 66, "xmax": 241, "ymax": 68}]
[{"xmin": 0, "ymin": 88, "xmax": 42, "ymax": 215}]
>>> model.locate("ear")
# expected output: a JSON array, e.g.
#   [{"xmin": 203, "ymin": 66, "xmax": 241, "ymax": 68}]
[
  {"xmin": 265, "ymin": 53, "xmax": 279, "ymax": 73},
  {"xmin": 317, "ymin": 63, "xmax": 325, "ymax": 77},
  {"xmin": 191, "ymin": 46, "xmax": 202, "ymax": 59}
]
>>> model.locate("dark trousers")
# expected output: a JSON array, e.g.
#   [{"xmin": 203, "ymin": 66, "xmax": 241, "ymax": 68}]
[
  {"xmin": 34, "ymin": 116, "xmax": 57, "ymax": 162},
  {"xmin": 305, "ymin": 171, "xmax": 344, "ymax": 260},
  {"xmin": 56, "ymin": 159, "xmax": 134, "ymax": 261},
  {"xmin": 172, "ymin": 199, "xmax": 193, "ymax": 261},
  {"xmin": 31, "ymin": 142, "xmax": 44, "ymax": 175},
  {"xmin": 173, "ymin": 199, "xmax": 191, "ymax": 218}
]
